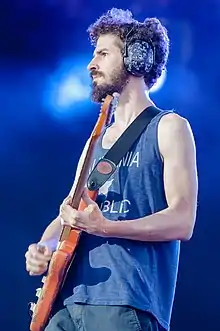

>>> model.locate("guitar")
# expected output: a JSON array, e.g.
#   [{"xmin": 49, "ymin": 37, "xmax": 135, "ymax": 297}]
[{"xmin": 29, "ymin": 94, "xmax": 118, "ymax": 331}]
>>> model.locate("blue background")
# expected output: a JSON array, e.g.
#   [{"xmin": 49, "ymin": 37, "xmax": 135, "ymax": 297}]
[{"xmin": 0, "ymin": 0, "xmax": 219, "ymax": 330}]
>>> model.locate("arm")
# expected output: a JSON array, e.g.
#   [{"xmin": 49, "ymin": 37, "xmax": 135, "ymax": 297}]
[
  {"xmin": 105, "ymin": 113, "xmax": 198, "ymax": 241},
  {"xmin": 39, "ymin": 139, "xmax": 90, "ymax": 249}
]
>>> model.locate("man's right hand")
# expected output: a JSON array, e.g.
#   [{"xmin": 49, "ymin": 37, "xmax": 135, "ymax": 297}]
[{"xmin": 25, "ymin": 243, "xmax": 52, "ymax": 276}]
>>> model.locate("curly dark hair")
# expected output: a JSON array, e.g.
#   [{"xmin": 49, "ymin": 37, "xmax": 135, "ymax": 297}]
[{"xmin": 87, "ymin": 8, "xmax": 169, "ymax": 89}]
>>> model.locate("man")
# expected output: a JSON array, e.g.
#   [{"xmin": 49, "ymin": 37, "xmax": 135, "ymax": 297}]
[{"xmin": 25, "ymin": 8, "xmax": 198, "ymax": 331}]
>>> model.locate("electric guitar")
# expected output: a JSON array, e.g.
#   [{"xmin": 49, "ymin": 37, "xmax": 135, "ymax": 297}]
[{"xmin": 29, "ymin": 94, "xmax": 118, "ymax": 331}]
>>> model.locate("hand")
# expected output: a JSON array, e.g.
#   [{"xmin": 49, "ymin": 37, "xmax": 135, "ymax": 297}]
[
  {"xmin": 25, "ymin": 243, "xmax": 52, "ymax": 276},
  {"xmin": 60, "ymin": 189, "xmax": 109, "ymax": 237}
]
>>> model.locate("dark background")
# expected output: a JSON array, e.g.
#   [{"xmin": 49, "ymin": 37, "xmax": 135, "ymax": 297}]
[{"xmin": 0, "ymin": 0, "xmax": 219, "ymax": 330}]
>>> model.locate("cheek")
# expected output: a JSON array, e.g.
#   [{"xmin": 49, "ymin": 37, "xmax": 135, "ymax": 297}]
[
  {"xmin": 101, "ymin": 55, "xmax": 124, "ymax": 81},
  {"xmin": 108, "ymin": 62, "xmax": 121, "ymax": 76},
  {"xmin": 105, "ymin": 55, "xmax": 121, "ymax": 70}
]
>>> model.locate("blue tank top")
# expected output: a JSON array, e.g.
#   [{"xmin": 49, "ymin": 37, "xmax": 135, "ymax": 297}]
[{"xmin": 62, "ymin": 110, "xmax": 180, "ymax": 330}]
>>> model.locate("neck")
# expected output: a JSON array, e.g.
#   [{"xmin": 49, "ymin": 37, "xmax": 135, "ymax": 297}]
[{"xmin": 113, "ymin": 79, "xmax": 154, "ymax": 129}]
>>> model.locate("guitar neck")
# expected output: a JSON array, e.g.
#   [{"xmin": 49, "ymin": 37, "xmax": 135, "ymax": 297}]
[
  {"xmin": 59, "ymin": 134, "xmax": 99, "ymax": 242},
  {"xmin": 57, "ymin": 94, "xmax": 118, "ymax": 244}
]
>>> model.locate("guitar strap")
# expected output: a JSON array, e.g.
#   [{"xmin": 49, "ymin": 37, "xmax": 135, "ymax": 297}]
[{"xmin": 87, "ymin": 105, "xmax": 161, "ymax": 191}]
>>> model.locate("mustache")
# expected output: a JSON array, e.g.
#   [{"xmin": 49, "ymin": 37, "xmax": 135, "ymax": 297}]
[{"xmin": 90, "ymin": 70, "xmax": 104, "ymax": 79}]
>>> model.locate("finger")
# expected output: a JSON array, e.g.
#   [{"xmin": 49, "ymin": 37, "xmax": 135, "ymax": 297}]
[
  {"xmin": 60, "ymin": 219, "xmax": 87, "ymax": 231},
  {"xmin": 60, "ymin": 209, "xmax": 76, "ymax": 227},
  {"xmin": 26, "ymin": 258, "xmax": 48, "ymax": 269},
  {"xmin": 37, "ymin": 244, "xmax": 52, "ymax": 257},
  {"xmin": 26, "ymin": 253, "xmax": 50, "ymax": 267},
  {"xmin": 61, "ymin": 209, "xmax": 84, "ymax": 229},
  {"xmin": 81, "ymin": 189, "xmax": 96, "ymax": 207},
  {"xmin": 27, "ymin": 248, "xmax": 51, "ymax": 263},
  {"xmin": 29, "ymin": 271, "xmax": 43, "ymax": 276},
  {"xmin": 61, "ymin": 205, "xmax": 74, "ymax": 217},
  {"xmin": 27, "ymin": 264, "xmax": 47, "ymax": 276},
  {"xmin": 60, "ymin": 216, "xmax": 73, "ymax": 227},
  {"xmin": 59, "ymin": 196, "xmax": 72, "ymax": 214},
  {"xmin": 61, "ymin": 221, "xmax": 83, "ymax": 231},
  {"xmin": 62, "ymin": 196, "xmax": 72, "ymax": 206},
  {"xmin": 62, "ymin": 205, "xmax": 80, "ymax": 220},
  {"xmin": 28, "ymin": 243, "xmax": 38, "ymax": 252}
]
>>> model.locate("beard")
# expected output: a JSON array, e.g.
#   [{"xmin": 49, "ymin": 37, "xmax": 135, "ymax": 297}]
[{"xmin": 90, "ymin": 66, "xmax": 129, "ymax": 103}]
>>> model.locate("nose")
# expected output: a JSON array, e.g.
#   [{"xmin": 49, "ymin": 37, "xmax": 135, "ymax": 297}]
[{"xmin": 87, "ymin": 59, "xmax": 99, "ymax": 72}]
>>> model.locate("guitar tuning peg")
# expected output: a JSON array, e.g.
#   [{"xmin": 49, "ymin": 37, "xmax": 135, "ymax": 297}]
[
  {"xmin": 29, "ymin": 302, "xmax": 36, "ymax": 312},
  {"xmin": 36, "ymin": 288, "xmax": 42, "ymax": 298},
  {"xmin": 42, "ymin": 276, "xmax": 46, "ymax": 283}
]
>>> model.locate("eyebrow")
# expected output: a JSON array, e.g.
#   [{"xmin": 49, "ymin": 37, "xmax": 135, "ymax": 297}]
[{"xmin": 93, "ymin": 48, "xmax": 109, "ymax": 57}]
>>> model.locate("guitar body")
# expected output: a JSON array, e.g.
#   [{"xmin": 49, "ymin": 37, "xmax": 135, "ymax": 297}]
[
  {"xmin": 29, "ymin": 94, "xmax": 118, "ymax": 331},
  {"xmin": 30, "ymin": 192, "xmax": 95, "ymax": 331},
  {"xmin": 30, "ymin": 242, "xmax": 75, "ymax": 331}
]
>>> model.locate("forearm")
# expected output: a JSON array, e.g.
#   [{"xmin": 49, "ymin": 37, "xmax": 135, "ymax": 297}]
[
  {"xmin": 39, "ymin": 216, "xmax": 62, "ymax": 250},
  {"xmin": 105, "ymin": 206, "xmax": 195, "ymax": 242}
]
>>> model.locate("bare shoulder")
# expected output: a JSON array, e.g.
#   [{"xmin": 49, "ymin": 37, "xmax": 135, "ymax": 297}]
[
  {"xmin": 159, "ymin": 112, "xmax": 191, "ymax": 133},
  {"xmin": 158, "ymin": 112, "xmax": 196, "ymax": 156}
]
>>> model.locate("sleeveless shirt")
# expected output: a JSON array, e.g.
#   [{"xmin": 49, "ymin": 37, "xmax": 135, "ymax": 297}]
[{"xmin": 62, "ymin": 110, "xmax": 180, "ymax": 330}]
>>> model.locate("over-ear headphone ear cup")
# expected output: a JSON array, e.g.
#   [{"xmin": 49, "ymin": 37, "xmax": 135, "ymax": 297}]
[{"xmin": 124, "ymin": 40, "xmax": 154, "ymax": 77}]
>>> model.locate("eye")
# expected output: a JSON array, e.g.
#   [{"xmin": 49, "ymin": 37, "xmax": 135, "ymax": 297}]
[{"xmin": 101, "ymin": 51, "xmax": 108, "ymax": 57}]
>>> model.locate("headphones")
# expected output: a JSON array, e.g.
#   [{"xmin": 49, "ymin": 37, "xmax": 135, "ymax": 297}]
[{"xmin": 123, "ymin": 25, "xmax": 155, "ymax": 77}]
